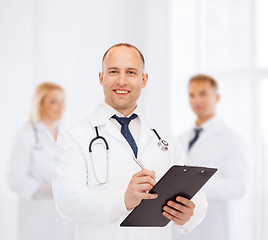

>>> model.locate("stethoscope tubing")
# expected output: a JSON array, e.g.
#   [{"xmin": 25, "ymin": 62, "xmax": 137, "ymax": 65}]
[
  {"xmin": 89, "ymin": 127, "xmax": 109, "ymax": 152},
  {"xmin": 32, "ymin": 123, "xmax": 42, "ymax": 150},
  {"xmin": 88, "ymin": 126, "xmax": 168, "ymax": 185}
]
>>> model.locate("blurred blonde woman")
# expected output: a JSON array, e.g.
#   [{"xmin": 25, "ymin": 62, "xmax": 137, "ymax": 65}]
[{"xmin": 7, "ymin": 82, "xmax": 74, "ymax": 240}]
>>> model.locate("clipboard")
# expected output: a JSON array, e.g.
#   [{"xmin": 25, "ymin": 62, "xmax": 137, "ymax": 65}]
[{"xmin": 120, "ymin": 165, "xmax": 217, "ymax": 227}]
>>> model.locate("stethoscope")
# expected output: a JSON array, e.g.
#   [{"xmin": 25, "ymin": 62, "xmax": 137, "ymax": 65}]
[
  {"xmin": 32, "ymin": 123, "xmax": 42, "ymax": 150},
  {"xmin": 88, "ymin": 126, "xmax": 169, "ymax": 185}
]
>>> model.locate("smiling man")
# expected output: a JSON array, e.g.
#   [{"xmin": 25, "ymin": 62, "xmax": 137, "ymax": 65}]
[
  {"xmin": 99, "ymin": 44, "xmax": 148, "ymax": 117},
  {"xmin": 52, "ymin": 44, "xmax": 207, "ymax": 240},
  {"xmin": 177, "ymin": 74, "xmax": 249, "ymax": 240}
]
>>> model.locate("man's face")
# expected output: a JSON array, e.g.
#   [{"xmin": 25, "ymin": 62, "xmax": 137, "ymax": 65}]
[
  {"xmin": 99, "ymin": 46, "xmax": 148, "ymax": 116},
  {"xmin": 188, "ymin": 81, "xmax": 220, "ymax": 119}
]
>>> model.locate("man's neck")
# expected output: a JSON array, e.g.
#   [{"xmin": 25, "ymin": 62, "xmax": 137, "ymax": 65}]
[
  {"xmin": 196, "ymin": 113, "xmax": 215, "ymax": 127},
  {"xmin": 104, "ymin": 100, "xmax": 137, "ymax": 117},
  {"xmin": 119, "ymin": 107, "xmax": 137, "ymax": 117}
]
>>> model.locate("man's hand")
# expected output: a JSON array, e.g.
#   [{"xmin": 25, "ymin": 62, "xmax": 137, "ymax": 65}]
[
  {"xmin": 162, "ymin": 196, "xmax": 195, "ymax": 225},
  {"xmin": 125, "ymin": 169, "xmax": 158, "ymax": 211}
]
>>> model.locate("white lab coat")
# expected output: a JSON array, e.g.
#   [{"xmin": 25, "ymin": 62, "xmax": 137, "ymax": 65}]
[
  {"xmin": 175, "ymin": 116, "xmax": 249, "ymax": 240},
  {"xmin": 7, "ymin": 122, "xmax": 74, "ymax": 240},
  {"xmin": 52, "ymin": 104, "xmax": 208, "ymax": 240}
]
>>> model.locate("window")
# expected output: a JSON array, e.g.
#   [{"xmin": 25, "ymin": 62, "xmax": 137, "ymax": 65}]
[{"xmin": 170, "ymin": 0, "xmax": 268, "ymax": 239}]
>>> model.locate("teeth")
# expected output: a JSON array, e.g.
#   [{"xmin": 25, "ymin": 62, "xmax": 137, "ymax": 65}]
[{"xmin": 115, "ymin": 90, "xmax": 128, "ymax": 94}]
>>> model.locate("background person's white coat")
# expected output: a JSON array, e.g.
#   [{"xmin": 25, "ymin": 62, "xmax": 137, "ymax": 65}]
[
  {"xmin": 7, "ymin": 122, "xmax": 74, "ymax": 240},
  {"xmin": 176, "ymin": 116, "xmax": 249, "ymax": 240}
]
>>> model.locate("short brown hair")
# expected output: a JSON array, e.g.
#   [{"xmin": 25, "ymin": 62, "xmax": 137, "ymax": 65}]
[
  {"xmin": 189, "ymin": 74, "xmax": 218, "ymax": 91},
  {"xmin": 102, "ymin": 43, "xmax": 145, "ymax": 69}
]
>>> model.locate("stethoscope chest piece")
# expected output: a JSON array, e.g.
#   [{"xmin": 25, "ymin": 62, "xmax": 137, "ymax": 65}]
[
  {"xmin": 34, "ymin": 143, "xmax": 42, "ymax": 150},
  {"xmin": 158, "ymin": 139, "xmax": 168, "ymax": 151},
  {"xmin": 152, "ymin": 129, "xmax": 169, "ymax": 151}
]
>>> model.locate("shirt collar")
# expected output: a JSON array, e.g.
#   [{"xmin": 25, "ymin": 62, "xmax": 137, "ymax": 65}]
[
  {"xmin": 32, "ymin": 121, "xmax": 47, "ymax": 130},
  {"xmin": 91, "ymin": 102, "xmax": 142, "ymax": 127},
  {"xmin": 193, "ymin": 115, "xmax": 223, "ymax": 133}
]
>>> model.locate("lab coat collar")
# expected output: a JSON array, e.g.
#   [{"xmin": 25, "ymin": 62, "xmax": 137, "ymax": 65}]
[
  {"xmin": 91, "ymin": 102, "xmax": 142, "ymax": 127},
  {"xmin": 90, "ymin": 102, "xmax": 153, "ymax": 158},
  {"xmin": 136, "ymin": 110, "xmax": 154, "ymax": 158},
  {"xmin": 33, "ymin": 121, "xmax": 47, "ymax": 130},
  {"xmin": 32, "ymin": 121, "xmax": 57, "ymax": 143},
  {"xmin": 194, "ymin": 115, "xmax": 225, "ymax": 134}
]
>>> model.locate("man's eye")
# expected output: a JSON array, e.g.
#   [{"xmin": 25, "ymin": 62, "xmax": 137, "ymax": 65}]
[
  {"xmin": 128, "ymin": 71, "xmax": 135, "ymax": 75},
  {"xmin": 109, "ymin": 70, "xmax": 117, "ymax": 74}
]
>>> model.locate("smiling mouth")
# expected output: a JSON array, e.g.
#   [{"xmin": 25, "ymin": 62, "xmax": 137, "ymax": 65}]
[{"xmin": 114, "ymin": 89, "xmax": 130, "ymax": 95}]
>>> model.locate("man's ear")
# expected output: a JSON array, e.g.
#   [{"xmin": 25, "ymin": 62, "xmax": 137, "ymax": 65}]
[
  {"xmin": 142, "ymin": 73, "xmax": 148, "ymax": 88},
  {"xmin": 216, "ymin": 93, "xmax": 220, "ymax": 103},
  {"xmin": 99, "ymin": 72, "xmax": 104, "ymax": 86}
]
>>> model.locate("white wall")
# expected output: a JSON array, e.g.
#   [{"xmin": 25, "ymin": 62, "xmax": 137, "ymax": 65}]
[
  {"xmin": 0, "ymin": 0, "xmax": 267, "ymax": 239},
  {"xmin": 0, "ymin": 1, "xmax": 34, "ymax": 239},
  {"xmin": 0, "ymin": 1, "xmax": 171, "ymax": 239},
  {"xmin": 170, "ymin": 1, "xmax": 267, "ymax": 240}
]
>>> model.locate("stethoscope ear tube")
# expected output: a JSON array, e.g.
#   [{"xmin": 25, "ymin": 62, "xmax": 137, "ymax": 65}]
[
  {"xmin": 152, "ymin": 129, "xmax": 169, "ymax": 151},
  {"xmin": 89, "ymin": 127, "xmax": 109, "ymax": 152},
  {"xmin": 32, "ymin": 123, "xmax": 42, "ymax": 150},
  {"xmin": 151, "ymin": 129, "xmax": 161, "ymax": 140}
]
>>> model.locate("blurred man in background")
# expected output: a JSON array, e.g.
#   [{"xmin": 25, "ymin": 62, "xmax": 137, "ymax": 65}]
[{"xmin": 177, "ymin": 74, "xmax": 249, "ymax": 240}]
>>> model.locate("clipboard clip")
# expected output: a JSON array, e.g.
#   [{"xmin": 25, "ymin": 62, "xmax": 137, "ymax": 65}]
[{"xmin": 183, "ymin": 165, "xmax": 207, "ymax": 173}]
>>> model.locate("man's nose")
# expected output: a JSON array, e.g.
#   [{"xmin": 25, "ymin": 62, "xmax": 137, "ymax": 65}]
[
  {"xmin": 118, "ymin": 73, "xmax": 127, "ymax": 86},
  {"xmin": 191, "ymin": 96, "xmax": 201, "ymax": 104}
]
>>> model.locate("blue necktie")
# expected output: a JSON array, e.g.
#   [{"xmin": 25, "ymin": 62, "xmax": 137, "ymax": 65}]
[
  {"xmin": 188, "ymin": 128, "xmax": 203, "ymax": 150},
  {"xmin": 112, "ymin": 114, "xmax": 138, "ymax": 157}
]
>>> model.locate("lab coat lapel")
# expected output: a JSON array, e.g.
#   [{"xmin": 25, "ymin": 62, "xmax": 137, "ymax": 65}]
[
  {"xmin": 138, "ymin": 115, "xmax": 153, "ymax": 158},
  {"xmin": 187, "ymin": 130, "xmax": 209, "ymax": 157},
  {"xmin": 90, "ymin": 104, "xmax": 126, "ymax": 144},
  {"xmin": 191, "ymin": 117, "xmax": 224, "ymax": 146},
  {"xmin": 195, "ymin": 129, "xmax": 210, "ymax": 145},
  {"xmin": 104, "ymin": 120, "xmax": 126, "ymax": 144},
  {"xmin": 35, "ymin": 122, "xmax": 55, "ymax": 144}
]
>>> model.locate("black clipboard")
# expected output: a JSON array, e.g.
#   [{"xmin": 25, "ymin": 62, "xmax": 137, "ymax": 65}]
[{"xmin": 120, "ymin": 165, "xmax": 217, "ymax": 227}]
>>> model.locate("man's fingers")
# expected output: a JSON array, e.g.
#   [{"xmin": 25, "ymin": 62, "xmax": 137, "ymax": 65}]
[
  {"xmin": 140, "ymin": 192, "xmax": 158, "ymax": 200},
  {"xmin": 138, "ymin": 183, "xmax": 154, "ymax": 192},
  {"xmin": 176, "ymin": 196, "xmax": 195, "ymax": 209},
  {"xmin": 162, "ymin": 211, "xmax": 184, "ymax": 225},
  {"xmin": 125, "ymin": 169, "xmax": 158, "ymax": 211},
  {"xmin": 134, "ymin": 176, "xmax": 157, "ymax": 187},
  {"xmin": 163, "ymin": 205, "xmax": 183, "ymax": 218},
  {"xmin": 162, "ymin": 197, "xmax": 195, "ymax": 225},
  {"xmin": 167, "ymin": 201, "xmax": 186, "ymax": 213},
  {"xmin": 134, "ymin": 169, "xmax": 156, "ymax": 179}
]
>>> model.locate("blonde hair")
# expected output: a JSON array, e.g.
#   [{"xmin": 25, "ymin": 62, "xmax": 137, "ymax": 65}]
[
  {"xmin": 189, "ymin": 74, "xmax": 219, "ymax": 91},
  {"xmin": 29, "ymin": 82, "xmax": 64, "ymax": 123}
]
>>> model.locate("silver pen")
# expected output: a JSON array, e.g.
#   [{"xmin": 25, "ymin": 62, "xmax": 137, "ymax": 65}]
[{"xmin": 132, "ymin": 156, "xmax": 146, "ymax": 170}]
